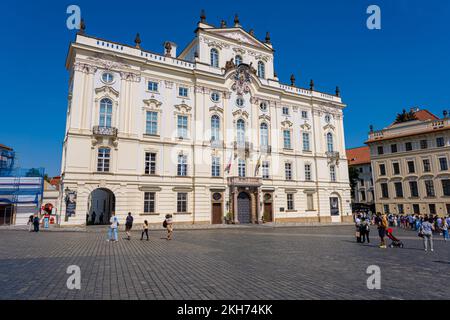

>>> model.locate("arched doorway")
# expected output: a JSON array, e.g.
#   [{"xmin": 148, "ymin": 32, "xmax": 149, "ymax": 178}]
[
  {"xmin": 263, "ymin": 193, "xmax": 273, "ymax": 223},
  {"xmin": 87, "ymin": 188, "xmax": 115, "ymax": 226},
  {"xmin": 237, "ymin": 192, "xmax": 251, "ymax": 224},
  {"xmin": 330, "ymin": 193, "xmax": 341, "ymax": 223}
]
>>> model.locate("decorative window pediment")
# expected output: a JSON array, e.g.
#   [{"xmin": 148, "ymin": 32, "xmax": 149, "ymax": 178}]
[
  {"xmin": 301, "ymin": 123, "xmax": 312, "ymax": 131},
  {"xmin": 209, "ymin": 105, "xmax": 224, "ymax": 114},
  {"xmin": 281, "ymin": 120, "xmax": 293, "ymax": 128},
  {"xmin": 323, "ymin": 123, "xmax": 336, "ymax": 131},
  {"xmin": 95, "ymin": 86, "xmax": 119, "ymax": 99},
  {"xmin": 174, "ymin": 103, "xmax": 192, "ymax": 114},
  {"xmin": 143, "ymin": 98, "xmax": 162, "ymax": 111},
  {"xmin": 232, "ymin": 109, "xmax": 249, "ymax": 119},
  {"xmin": 259, "ymin": 114, "xmax": 271, "ymax": 122}
]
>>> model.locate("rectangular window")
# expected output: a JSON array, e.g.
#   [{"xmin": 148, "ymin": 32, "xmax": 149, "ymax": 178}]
[
  {"xmin": 177, "ymin": 115, "xmax": 188, "ymax": 138},
  {"xmin": 282, "ymin": 107, "xmax": 289, "ymax": 116},
  {"xmin": 145, "ymin": 111, "xmax": 158, "ymax": 135},
  {"xmin": 420, "ymin": 139, "xmax": 428, "ymax": 149},
  {"xmin": 302, "ymin": 132, "xmax": 310, "ymax": 151},
  {"xmin": 211, "ymin": 156, "xmax": 220, "ymax": 177},
  {"xmin": 97, "ymin": 148, "xmax": 110, "ymax": 172},
  {"xmin": 305, "ymin": 164, "xmax": 312, "ymax": 181},
  {"xmin": 262, "ymin": 161, "xmax": 270, "ymax": 179},
  {"xmin": 287, "ymin": 194, "xmax": 294, "ymax": 210},
  {"xmin": 301, "ymin": 111, "xmax": 308, "ymax": 119},
  {"xmin": 285, "ymin": 163, "xmax": 293, "ymax": 181},
  {"xmin": 423, "ymin": 159, "xmax": 431, "ymax": 172},
  {"xmin": 442, "ymin": 179, "xmax": 450, "ymax": 196},
  {"xmin": 429, "ymin": 204, "xmax": 436, "ymax": 215},
  {"xmin": 178, "ymin": 87, "xmax": 188, "ymax": 97},
  {"xmin": 391, "ymin": 144, "xmax": 398, "ymax": 153},
  {"xmin": 381, "ymin": 183, "xmax": 389, "ymax": 198},
  {"xmin": 413, "ymin": 204, "xmax": 420, "ymax": 214},
  {"xmin": 148, "ymin": 81, "xmax": 158, "ymax": 92},
  {"xmin": 393, "ymin": 162, "xmax": 400, "ymax": 175},
  {"xmin": 238, "ymin": 159, "xmax": 246, "ymax": 177},
  {"xmin": 379, "ymin": 164, "xmax": 386, "ymax": 176},
  {"xmin": 439, "ymin": 157, "xmax": 448, "ymax": 171},
  {"xmin": 447, "ymin": 204, "xmax": 450, "ymax": 215},
  {"xmin": 360, "ymin": 191, "xmax": 366, "ymax": 201},
  {"xmin": 436, "ymin": 137, "xmax": 445, "ymax": 147},
  {"xmin": 405, "ymin": 142, "xmax": 413, "ymax": 151},
  {"xmin": 360, "ymin": 179, "xmax": 365, "ymax": 187},
  {"xmin": 177, "ymin": 193, "xmax": 187, "ymax": 213},
  {"xmin": 145, "ymin": 152, "xmax": 156, "ymax": 175},
  {"xmin": 307, "ymin": 194, "xmax": 314, "ymax": 211},
  {"xmin": 425, "ymin": 180, "xmax": 435, "ymax": 197},
  {"xmin": 330, "ymin": 165, "xmax": 336, "ymax": 182},
  {"xmin": 283, "ymin": 130, "xmax": 291, "ymax": 149},
  {"xmin": 398, "ymin": 204, "xmax": 404, "ymax": 214},
  {"xmin": 394, "ymin": 182, "xmax": 404, "ymax": 198},
  {"xmin": 383, "ymin": 204, "xmax": 390, "ymax": 214},
  {"xmin": 177, "ymin": 155, "xmax": 187, "ymax": 176},
  {"xmin": 144, "ymin": 192, "xmax": 155, "ymax": 214},
  {"xmin": 377, "ymin": 146, "xmax": 384, "ymax": 155},
  {"xmin": 409, "ymin": 181, "xmax": 419, "ymax": 197},
  {"xmin": 407, "ymin": 160, "xmax": 415, "ymax": 173}
]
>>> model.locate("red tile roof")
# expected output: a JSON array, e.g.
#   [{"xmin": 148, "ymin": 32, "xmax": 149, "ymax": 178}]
[
  {"xmin": 414, "ymin": 109, "xmax": 439, "ymax": 121},
  {"xmin": 50, "ymin": 176, "xmax": 61, "ymax": 186},
  {"xmin": 346, "ymin": 146, "xmax": 371, "ymax": 166}
]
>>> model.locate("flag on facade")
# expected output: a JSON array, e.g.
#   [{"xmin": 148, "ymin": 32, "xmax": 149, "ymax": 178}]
[
  {"xmin": 254, "ymin": 155, "xmax": 261, "ymax": 176},
  {"xmin": 225, "ymin": 153, "xmax": 233, "ymax": 174}
]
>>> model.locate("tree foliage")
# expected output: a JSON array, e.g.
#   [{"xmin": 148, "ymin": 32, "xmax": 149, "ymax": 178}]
[{"xmin": 394, "ymin": 109, "xmax": 417, "ymax": 124}]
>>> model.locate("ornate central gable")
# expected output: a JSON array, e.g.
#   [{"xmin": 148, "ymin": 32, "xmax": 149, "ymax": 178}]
[{"xmin": 206, "ymin": 28, "xmax": 271, "ymax": 51}]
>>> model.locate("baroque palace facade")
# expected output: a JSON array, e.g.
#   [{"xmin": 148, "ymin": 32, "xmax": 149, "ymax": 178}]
[{"xmin": 59, "ymin": 12, "xmax": 352, "ymax": 226}]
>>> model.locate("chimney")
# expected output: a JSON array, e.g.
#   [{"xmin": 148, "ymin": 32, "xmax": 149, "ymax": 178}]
[{"xmin": 163, "ymin": 41, "xmax": 177, "ymax": 58}]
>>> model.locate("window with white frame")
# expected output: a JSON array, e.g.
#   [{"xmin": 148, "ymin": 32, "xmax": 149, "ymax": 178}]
[
  {"xmin": 211, "ymin": 91, "xmax": 220, "ymax": 102},
  {"xmin": 102, "ymin": 72, "xmax": 114, "ymax": 84},
  {"xmin": 237, "ymin": 119, "xmax": 245, "ymax": 146},
  {"xmin": 177, "ymin": 115, "xmax": 188, "ymax": 138},
  {"xmin": 210, "ymin": 48, "xmax": 219, "ymax": 67},
  {"xmin": 439, "ymin": 157, "xmax": 448, "ymax": 171},
  {"xmin": 145, "ymin": 111, "xmax": 158, "ymax": 135},
  {"xmin": 330, "ymin": 165, "xmax": 336, "ymax": 182},
  {"xmin": 327, "ymin": 133, "xmax": 334, "ymax": 152},
  {"xmin": 283, "ymin": 130, "xmax": 291, "ymax": 149},
  {"xmin": 177, "ymin": 154, "xmax": 187, "ymax": 176},
  {"xmin": 305, "ymin": 164, "xmax": 312, "ymax": 181},
  {"xmin": 211, "ymin": 156, "xmax": 220, "ymax": 177},
  {"xmin": 97, "ymin": 148, "xmax": 111, "ymax": 172},
  {"xmin": 307, "ymin": 194, "xmax": 314, "ymax": 211},
  {"xmin": 211, "ymin": 115, "xmax": 220, "ymax": 142},
  {"xmin": 177, "ymin": 193, "xmax": 188, "ymax": 213},
  {"xmin": 260, "ymin": 122, "xmax": 269, "ymax": 147},
  {"xmin": 257, "ymin": 61, "xmax": 265, "ymax": 79},
  {"xmin": 145, "ymin": 152, "xmax": 156, "ymax": 175},
  {"xmin": 301, "ymin": 110, "xmax": 308, "ymax": 119},
  {"xmin": 303, "ymin": 132, "xmax": 311, "ymax": 151},
  {"xmin": 148, "ymin": 81, "xmax": 158, "ymax": 92},
  {"xmin": 282, "ymin": 106, "xmax": 290, "ymax": 116},
  {"xmin": 285, "ymin": 162, "xmax": 293, "ymax": 180},
  {"xmin": 262, "ymin": 161, "xmax": 270, "ymax": 179},
  {"xmin": 287, "ymin": 194, "xmax": 294, "ymax": 210},
  {"xmin": 144, "ymin": 192, "xmax": 155, "ymax": 214},
  {"xmin": 99, "ymin": 98, "xmax": 113, "ymax": 127},
  {"xmin": 178, "ymin": 87, "xmax": 188, "ymax": 97},
  {"xmin": 238, "ymin": 159, "xmax": 246, "ymax": 177}
]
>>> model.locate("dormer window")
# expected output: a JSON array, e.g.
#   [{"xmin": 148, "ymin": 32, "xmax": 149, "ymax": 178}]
[
  {"xmin": 210, "ymin": 48, "xmax": 219, "ymax": 68},
  {"xmin": 235, "ymin": 55, "xmax": 243, "ymax": 66},
  {"xmin": 257, "ymin": 61, "xmax": 265, "ymax": 79}
]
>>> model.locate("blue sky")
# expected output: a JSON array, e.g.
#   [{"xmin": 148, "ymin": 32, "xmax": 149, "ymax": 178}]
[{"xmin": 1, "ymin": 0, "xmax": 450, "ymax": 176}]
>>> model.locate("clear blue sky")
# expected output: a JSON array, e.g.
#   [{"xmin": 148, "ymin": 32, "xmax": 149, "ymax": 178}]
[{"xmin": 1, "ymin": 0, "xmax": 449, "ymax": 176}]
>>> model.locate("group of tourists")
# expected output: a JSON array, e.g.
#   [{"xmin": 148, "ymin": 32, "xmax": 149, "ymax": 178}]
[
  {"xmin": 106, "ymin": 212, "xmax": 173, "ymax": 242},
  {"xmin": 27, "ymin": 212, "xmax": 51, "ymax": 232},
  {"xmin": 354, "ymin": 211, "xmax": 450, "ymax": 252}
]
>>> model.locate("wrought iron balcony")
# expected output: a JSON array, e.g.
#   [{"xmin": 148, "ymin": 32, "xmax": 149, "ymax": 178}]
[
  {"xmin": 326, "ymin": 151, "xmax": 340, "ymax": 159},
  {"xmin": 233, "ymin": 141, "xmax": 253, "ymax": 151},
  {"xmin": 93, "ymin": 126, "xmax": 118, "ymax": 137},
  {"xmin": 260, "ymin": 145, "xmax": 272, "ymax": 154}
]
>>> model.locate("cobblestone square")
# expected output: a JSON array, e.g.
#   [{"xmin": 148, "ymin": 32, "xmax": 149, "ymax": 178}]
[{"xmin": 0, "ymin": 225, "xmax": 449, "ymax": 300}]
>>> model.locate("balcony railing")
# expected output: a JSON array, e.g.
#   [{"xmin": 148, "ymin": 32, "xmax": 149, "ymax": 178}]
[
  {"xmin": 260, "ymin": 145, "xmax": 272, "ymax": 154},
  {"xmin": 326, "ymin": 151, "xmax": 340, "ymax": 159},
  {"xmin": 93, "ymin": 126, "xmax": 118, "ymax": 137},
  {"xmin": 227, "ymin": 177, "xmax": 262, "ymax": 187},
  {"xmin": 233, "ymin": 141, "xmax": 253, "ymax": 151}
]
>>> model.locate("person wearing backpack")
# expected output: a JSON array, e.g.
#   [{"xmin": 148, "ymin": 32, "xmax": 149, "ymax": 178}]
[
  {"xmin": 125, "ymin": 212, "xmax": 134, "ymax": 240},
  {"xmin": 164, "ymin": 214, "xmax": 173, "ymax": 240},
  {"xmin": 107, "ymin": 213, "xmax": 119, "ymax": 242}
]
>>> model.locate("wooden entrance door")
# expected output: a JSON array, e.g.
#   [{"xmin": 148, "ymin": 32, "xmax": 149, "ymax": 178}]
[
  {"xmin": 212, "ymin": 203, "xmax": 223, "ymax": 224},
  {"xmin": 237, "ymin": 192, "xmax": 251, "ymax": 224},
  {"xmin": 263, "ymin": 202, "xmax": 273, "ymax": 222}
]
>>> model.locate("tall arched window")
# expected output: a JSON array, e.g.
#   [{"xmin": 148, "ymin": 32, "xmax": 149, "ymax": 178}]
[
  {"xmin": 210, "ymin": 48, "xmax": 219, "ymax": 68},
  {"xmin": 211, "ymin": 115, "xmax": 220, "ymax": 142},
  {"xmin": 235, "ymin": 55, "xmax": 242, "ymax": 66},
  {"xmin": 327, "ymin": 133, "xmax": 334, "ymax": 152},
  {"xmin": 257, "ymin": 61, "xmax": 265, "ymax": 79},
  {"xmin": 260, "ymin": 122, "xmax": 268, "ymax": 147},
  {"xmin": 99, "ymin": 98, "xmax": 113, "ymax": 127},
  {"xmin": 237, "ymin": 119, "xmax": 245, "ymax": 146}
]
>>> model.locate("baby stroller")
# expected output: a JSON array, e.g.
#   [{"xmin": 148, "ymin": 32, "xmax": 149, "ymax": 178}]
[{"xmin": 386, "ymin": 228, "xmax": 404, "ymax": 248}]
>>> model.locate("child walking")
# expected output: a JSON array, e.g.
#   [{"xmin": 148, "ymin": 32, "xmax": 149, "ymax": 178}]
[{"xmin": 141, "ymin": 220, "xmax": 149, "ymax": 241}]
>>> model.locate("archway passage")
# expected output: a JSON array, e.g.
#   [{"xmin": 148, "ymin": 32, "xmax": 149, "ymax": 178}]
[
  {"xmin": 87, "ymin": 188, "xmax": 115, "ymax": 226},
  {"xmin": 237, "ymin": 192, "xmax": 251, "ymax": 224}
]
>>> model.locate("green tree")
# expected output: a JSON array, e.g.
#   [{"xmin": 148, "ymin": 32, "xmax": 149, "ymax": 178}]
[
  {"xmin": 394, "ymin": 109, "xmax": 417, "ymax": 124},
  {"xmin": 348, "ymin": 166, "xmax": 360, "ymax": 198}
]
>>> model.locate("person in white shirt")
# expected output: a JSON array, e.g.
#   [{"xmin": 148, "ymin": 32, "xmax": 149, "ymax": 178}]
[{"xmin": 107, "ymin": 213, "xmax": 119, "ymax": 242}]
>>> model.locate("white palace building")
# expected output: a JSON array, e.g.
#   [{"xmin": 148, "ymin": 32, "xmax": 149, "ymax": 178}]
[{"xmin": 59, "ymin": 12, "xmax": 352, "ymax": 226}]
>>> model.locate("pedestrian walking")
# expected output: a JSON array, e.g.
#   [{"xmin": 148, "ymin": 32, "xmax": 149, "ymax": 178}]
[
  {"xmin": 125, "ymin": 212, "xmax": 134, "ymax": 240},
  {"xmin": 43, "ymin": 212, "xmax": 50, "ymax": 229},
  {"xmin": 141, "ymin": 220, "xmax": 149, "ymax": 241},
  {"xmin": 27, "ymin": 215, "xmax": 34, "ymax": 232},
  {"xmin": 441, "ymin": 217, "xmax": 449, "ymax": 241},
  {"xmin": 355, "ymin": 215, "xmax": 362, "ymax": 243},
  {"xmin": 361, "ymin": 217, "xmax": 370, "ymax": 243},
  {"xmin": 33, "ymin": 214, "xmax": 40, "ymax": 232},
  {"xmin": 107, "ymin": 213, "xmax": 119, "ymax": 242},
  {"xmin": 91, "ymin": 211, "xmax": 96, "ymax": 225},
  {"xmin": 419, "ymin": 217, "xmax": 434, "ymax": 252},
  {"xmin": 377, "ymin": 212, "xmax": 388, "ymax": 249},
  {"xmin": 164, "ymin": 214, "xmax": 173, "ymax": 240}
]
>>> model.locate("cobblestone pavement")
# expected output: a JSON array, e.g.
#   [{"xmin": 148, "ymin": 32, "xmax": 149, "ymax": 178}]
[{"xmin": 0, "ymin": 226, "xmax": 449, "ymax": 300}]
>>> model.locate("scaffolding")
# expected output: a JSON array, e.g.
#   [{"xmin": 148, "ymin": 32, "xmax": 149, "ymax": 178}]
[{"xmin": 0, "ymin": 167, "xmax": 45, "ymax": 226}]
